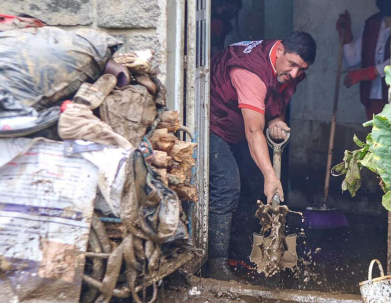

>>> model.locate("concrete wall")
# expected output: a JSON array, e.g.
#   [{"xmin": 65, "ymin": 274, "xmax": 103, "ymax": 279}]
[
  {"xmin": 224, "ymin": 0, "xmax": 265, "ymax": 45},
  {"xmin": 0, "ymin": 0, "xmax": 168, "ymax": 81},
  {"xmin": 264, "ymin": 0, "xmax": 294, "ymax": 40},
  {"xmin": 289, "ymin": 0, "xmax": 386, "ymax": 215},
  {"xmin": 224, "ymin": 0, "xmax": 293, "ymax": 46}
]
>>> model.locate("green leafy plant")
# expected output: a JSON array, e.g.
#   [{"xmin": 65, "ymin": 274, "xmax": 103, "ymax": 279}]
[
  {"xmin": 385, "ymin": 65, "xmax": 391, "ymax": 87},
  {"xmin": 332, "ymin": 104, "xmax": 391, "ymax": 211}
]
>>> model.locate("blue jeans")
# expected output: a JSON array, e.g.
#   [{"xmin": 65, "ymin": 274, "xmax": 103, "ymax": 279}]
[{"xmin": 208, "ymin": 133, "xmax": 241, "ymax": 259}]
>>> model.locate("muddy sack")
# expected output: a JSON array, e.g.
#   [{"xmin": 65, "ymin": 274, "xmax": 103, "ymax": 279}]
[
  {"xmin": 121, "ymin": 150, "xmax": 188, "ymax": 243},
  {"xmin": 100, "ymin": 84, "xmax": 157, "ymax": 147},
  {"xmin": 0, "ymin": 26, "xmax": 121, "ymax": 117}
]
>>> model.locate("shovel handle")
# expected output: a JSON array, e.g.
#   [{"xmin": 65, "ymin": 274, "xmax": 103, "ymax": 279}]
[
  {"xmin": 266, "ymin": 128, "xmax": 290, "ymax": 152},
  {"xmin": 272, "ymin": 193, "xmax": 280, "ymax": 208},
  {"xmin": 266, "ymin": 129, "xmax": 290, "ymax": 208},
  {"xmin": 266, "ymin": 129, "xmax": 290, "ymax": 180}
]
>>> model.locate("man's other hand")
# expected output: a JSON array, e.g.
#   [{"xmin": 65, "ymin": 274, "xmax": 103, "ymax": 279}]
[
  {"xmin": 268, "ymin": 120, "xmax": 290, "ymax": 141},
  {"xmin": 344, "ymin": 66, "xmax": 377, "ymax": 88},
  {"xmin": 336, "ymin": 10, "xmax": 353, "ymax": 44},
  {"xmin": 264, "ymin": 175, "xmax": 284, "ymax": 204}
]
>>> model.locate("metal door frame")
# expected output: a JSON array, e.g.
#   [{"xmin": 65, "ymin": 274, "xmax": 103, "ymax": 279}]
[{"xmin": 184, "ymin": 0, "xmax": 211, "ymax": 265}]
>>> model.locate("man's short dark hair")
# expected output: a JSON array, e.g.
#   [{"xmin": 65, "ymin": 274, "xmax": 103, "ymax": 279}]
[{"xmin": 281, "ymin": 31, "xmax": 317, "ymax": 65}]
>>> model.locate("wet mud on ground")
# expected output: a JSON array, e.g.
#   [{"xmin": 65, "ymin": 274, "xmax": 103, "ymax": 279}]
[
  {"xmin": 163, "ymin": 277, "xmax": 362, "ymax": 303},
  {"xmin": 229, "ymin": 210, "xmax": 387, "ymax": 294}
]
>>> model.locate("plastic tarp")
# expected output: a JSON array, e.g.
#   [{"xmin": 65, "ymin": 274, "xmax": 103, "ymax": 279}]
[
  {"xmin": 0, "ymin": 138, "xmax": 99, "ymax": 303},
  {"xmin": 0, "ymin": 27, "xmax": 121, "ymax": 118}
]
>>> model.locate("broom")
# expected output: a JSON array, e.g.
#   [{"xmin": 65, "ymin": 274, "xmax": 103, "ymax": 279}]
[{"xmin": 302, "ymin": 34, "xmax": 348, "ymax": 230}]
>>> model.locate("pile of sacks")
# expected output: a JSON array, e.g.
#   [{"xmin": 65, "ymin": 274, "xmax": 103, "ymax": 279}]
[{"xmin": 0, "ymin": 14, "xmax": 197, "ymax": 303}]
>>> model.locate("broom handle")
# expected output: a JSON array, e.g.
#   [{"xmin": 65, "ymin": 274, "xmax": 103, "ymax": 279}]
[{"xmin": 323, "ymin": 37, "xmax": 344, "ymax": 207}]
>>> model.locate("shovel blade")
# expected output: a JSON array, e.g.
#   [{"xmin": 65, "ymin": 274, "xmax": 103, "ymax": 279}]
[{"xmin": 250, "ymin": 233, "xmax": 298, "ymax": 271}]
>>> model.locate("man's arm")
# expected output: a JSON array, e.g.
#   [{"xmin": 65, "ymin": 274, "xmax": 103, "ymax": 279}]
[{"xmin": 241, "ymin": 108, "xmax": 284, "ymax": 204}]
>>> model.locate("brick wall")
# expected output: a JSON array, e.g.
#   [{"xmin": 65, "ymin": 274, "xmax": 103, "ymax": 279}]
[{"xmin": 0, "ymin": 0, "xmax": 168, "ymax": 81}]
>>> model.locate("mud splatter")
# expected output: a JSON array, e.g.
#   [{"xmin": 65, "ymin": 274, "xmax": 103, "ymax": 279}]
[{"xmin": 253, "ymin": 201, "xmax": 302, "ymax": 277}]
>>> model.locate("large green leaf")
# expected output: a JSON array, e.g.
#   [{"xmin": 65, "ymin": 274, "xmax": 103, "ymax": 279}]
[
  {"xmin": 382, "ymin": 190, "xmax": 391, "ymax": 211},
  {"xmin": 384, "ymin": 65, "xmax": 391, "ymax": 87},
  {"xmin": 353, "ymin": 134, "xmax": 366, "ymax": 148},
  {"xmin": 333, "ymin": 104, "xmax": 391, "ymax": 210},
  {"xmin": 369, "ymin": 111, "xmax": 391, "ymax": 192},
  {"xmin": 360, "ymin": 152, "xmax": 377, "ymax": 173}
]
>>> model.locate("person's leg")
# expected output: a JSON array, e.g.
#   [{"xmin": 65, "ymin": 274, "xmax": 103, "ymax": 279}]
[
  {"xmin": 207, "ymin": 133, "xmax": 241, "ymax": 280},
  {"xmin": 365, "ymin": 99, "xmax": 387, "ymax": 120},
  {"xmin": 230, "ymin": 141, "xmax": 264, "ymax": 262}
]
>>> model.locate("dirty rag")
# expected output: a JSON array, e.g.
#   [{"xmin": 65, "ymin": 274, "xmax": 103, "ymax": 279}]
[{"xmin": 58, "ymin": 103, "xmax": 132, "ymax": 149}]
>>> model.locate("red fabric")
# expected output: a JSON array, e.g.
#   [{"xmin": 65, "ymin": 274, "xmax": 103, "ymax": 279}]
[
  {"xmin": 210, "ymin": 39, "xmax": 305, "ymax": 144},
  {"xmin": 365, "ymin": 99, "xmax": 387, "ymax": 120},
  {"xmin": 269, "ymin": 41, "xmax": 280, "ymax": 76},
  {"xmin": 61, "ymin": 100, "xmax": 72, "ymax": 113},
  {"xmin": 0, "ymin": 13, "xmax": 46, "ymax": 29},
  {"xmin": 238, "ymin": 104, "xmax": 265, "ymax": 114},
  {"xmin": 360, "ymin": 12, "xmax": 390, "ymax": 107},
  {"xmin": 346, "ymin": 66, "xmax": 377, "ymax": 87},
  {"xmin": 229, "ymin": 67, "xmax": 267, "ymax": 114},
  {"xmin": 0, "ymin": 14, "xmax": 18, "ymax": 21}
]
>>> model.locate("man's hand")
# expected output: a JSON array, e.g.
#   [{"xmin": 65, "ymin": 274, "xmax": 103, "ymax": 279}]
[
  {"xmin": 344, "ymin": 66, "xmax": 377, "ymax": 88},
  {"xmin": 268, "ymin": 120, "xmax": 290, "ymax": 140},
  {"xmin": 264, "ymin": 175, "xmax": 284, "ymax": 204},
  {"xmin": 336, "ymin": 10, "xmax": 353, "ymax": 44}
]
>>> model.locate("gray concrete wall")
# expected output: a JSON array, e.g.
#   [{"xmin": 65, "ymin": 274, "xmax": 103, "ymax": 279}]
[
  {"xmin": 0, "ymin": 0, "xmax": 168, "ymax": 81},
  {"xmin": 224, "ymin": 0, "xmax": 265, "ymax": 45},
  {"xmin": 264, "ymin": 0, "xmax": 293, "ymax": 40},
  {"xmin": 289, "ymin": 0, "xmax": 386, "ymax": 215},
  {"xmin": 224, "ymin": 0, "xmax": 293, "ymax": 46}
]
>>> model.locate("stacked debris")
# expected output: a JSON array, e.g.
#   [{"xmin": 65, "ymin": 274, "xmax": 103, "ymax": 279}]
[
  {"xmin": 150, "ymin": 112, "xmax": 198, "ymax": 202},
  {"xmin": 79, "ymin": 53, "xmax": 199, "ymax": 303},
  {"xmin": 0, "ymin": 15, "xmax": 198, "ymax": 303}
]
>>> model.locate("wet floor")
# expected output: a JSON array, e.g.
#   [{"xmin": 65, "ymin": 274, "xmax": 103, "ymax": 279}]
[
  {"xmin": 228, "ymin": 210, "xmax": 387, "ymax": 294},
  {"xmin": 164, "ymin": 286, "xmax": 297, "ymax": 303}
]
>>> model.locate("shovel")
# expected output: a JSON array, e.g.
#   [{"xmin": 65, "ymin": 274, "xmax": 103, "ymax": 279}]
[{"xmin": 250, "ymin": 129, "xmax": 298, "ymax": 275}]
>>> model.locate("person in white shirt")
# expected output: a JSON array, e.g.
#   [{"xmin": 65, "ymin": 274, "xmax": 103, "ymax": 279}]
[{"xmin": 336, "ymin": 0, "xmax": 391, "ymax": 119}]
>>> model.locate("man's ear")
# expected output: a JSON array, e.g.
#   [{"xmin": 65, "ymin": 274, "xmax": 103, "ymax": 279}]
[{"xmin": 276, "ymin": 43, "xmax": 285, "ymax": 58}]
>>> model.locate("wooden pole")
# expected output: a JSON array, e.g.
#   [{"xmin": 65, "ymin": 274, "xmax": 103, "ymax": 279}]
[{"xmin": 323, "ymin": 37, "xmax": 344, "ymax": 207}]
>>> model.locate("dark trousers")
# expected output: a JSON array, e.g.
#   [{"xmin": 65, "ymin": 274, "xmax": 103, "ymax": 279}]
[
  {"xmin": 209, "ymin": 133, "xmax": 241, "ymax": 215},
  {"xmin": 208, "ymin": 133, "xmax": 241, "ymax": 259}
]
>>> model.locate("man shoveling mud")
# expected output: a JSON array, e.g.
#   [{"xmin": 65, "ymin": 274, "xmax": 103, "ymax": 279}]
[{"xmin": 207, "ymin": 32, "xmax": 317, "ymax": 280}]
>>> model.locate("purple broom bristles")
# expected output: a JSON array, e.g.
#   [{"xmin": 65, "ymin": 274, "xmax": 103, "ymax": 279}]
[{"xmin": 303, "ymin": 209, "xmax": 349, "ymax": 230}]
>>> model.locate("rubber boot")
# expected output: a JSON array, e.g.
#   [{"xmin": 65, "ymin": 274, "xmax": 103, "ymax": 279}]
[{"xmin": 206, "ymin": 213, "xmax": 234, "ymax": 281}]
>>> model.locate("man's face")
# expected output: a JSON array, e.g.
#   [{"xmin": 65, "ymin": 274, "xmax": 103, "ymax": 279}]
[{"xmin": 275, "ymin": 44, "xmax": 310, "ymax": 84}]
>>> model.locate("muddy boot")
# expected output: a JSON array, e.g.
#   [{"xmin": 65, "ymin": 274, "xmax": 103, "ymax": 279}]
[
  {"xmin": 206, "ymin": 258, "xmax": 234, "ymax": 281},
  {"xmin": 207, "ymin": 213, "xmax": 234, "ymax": 280}
]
